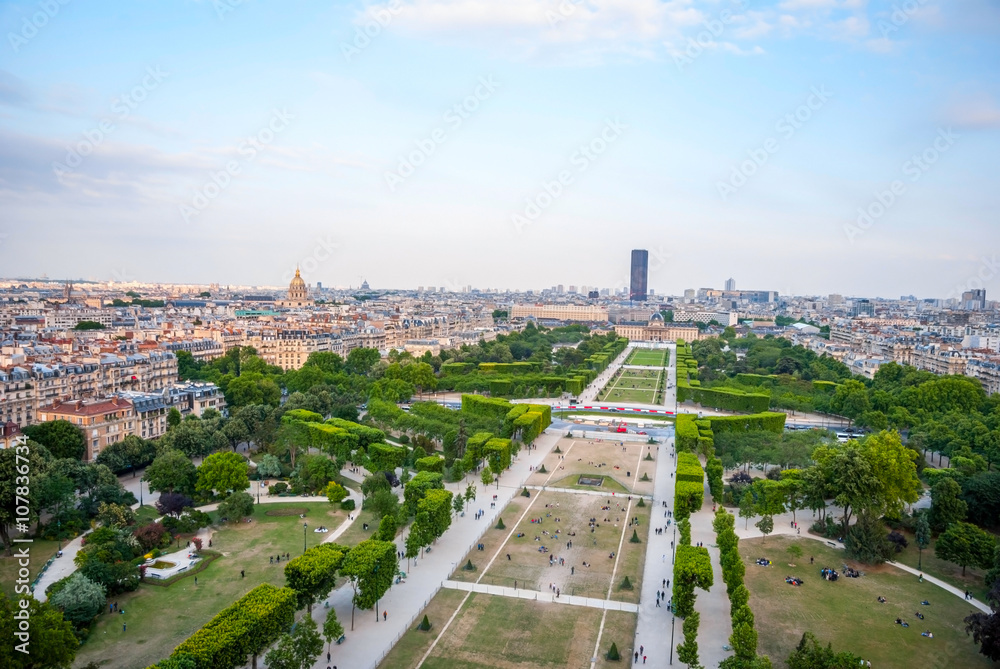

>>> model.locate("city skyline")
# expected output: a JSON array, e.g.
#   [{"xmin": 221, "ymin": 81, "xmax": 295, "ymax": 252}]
[{"xmin": 1, "ymin": 1, "xmax": 999, "ymax": 297}]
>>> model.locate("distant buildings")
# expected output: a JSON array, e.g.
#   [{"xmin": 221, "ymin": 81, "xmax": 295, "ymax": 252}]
[
  {"xmin": 725, "ymin": 277, "xmax": 736, "ymax": 291},
  {"xmin": 510, "ymin": 304, "xmax": 609, "ymax": 322},
  {"xmin": 630, "ymin": 250, "xmax": 648, "ymax": 302},
  {"xmin": 962, "ymin": 289, "xmax": 987, "ymax": 311}
]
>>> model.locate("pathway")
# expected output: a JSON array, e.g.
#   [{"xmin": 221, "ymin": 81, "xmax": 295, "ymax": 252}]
[
  {"xmin": 307, "ymin": 429, "xmax": 565, "ymax": 669},
  {"xmin": 633, "ymin": 435, "xmax": 679, "ymax": 668},
  {"xmin": 440, "ymin": 580, "xmax": 638, "ymax": 612}
]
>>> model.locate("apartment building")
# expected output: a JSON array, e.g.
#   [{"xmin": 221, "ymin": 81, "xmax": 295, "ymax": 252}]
[
  {"xmin": 37, "ymin": 397, "xmax": 136, "ymax": 461},
  {"xmin": 511, "ymin": 304, "xmax": 609, "ymax": 322}
]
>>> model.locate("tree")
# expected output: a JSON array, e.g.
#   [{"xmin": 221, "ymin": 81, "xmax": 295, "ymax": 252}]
[
  {"xmin": 145, "ymin": 450, "xmax": 198, "ymax": 495},
  {"xmin": 284, "ymin": 544, "xmax": 345, "ymax": 612},
  {"xmin": 196, "ymin": 451, "xmax": 249, "ymax": 495},
  {"xmin": 340, "ymin": 539, "xmax": 397, "ymax": 629},
  {"xmin": 325, "ymin": 481, "xmax": 348, "ymax": 504},
  {"xmin": 368, "ymin": 489, "xmax": 400, "ymax": 520},
  {"xmin": 965, "ymin": 584, "xmax": 1000, "ymax": 662},
  {"xmin": 739, "ymin": 491, "xmax": 755, "ymax": 530},
  {"xmin": 264, "ymin": 614, "xmax": 323, "ymax": 669},
  {"xmin": 375, "ymin": 514, "xmax": 398, "ymax": 542},
  {"xmin": 481, "ymin": 466, "xmax": 494, "ymax": 489},
  {"xmin": 929, "ymin": 477, "xmax": 968, "ymax": 532},
  {"xmin": 936, "ymin": 521, "xmax": 997, "ymax": 576},
  {"xmin": 258, "ymin": 454, "xmax": 283, "ymax": 478},
  {"xmin": 97, "ymin": 502, "xmax": 135, "ymax": 528},
  {"xmin": 787, "ymin": 631, "xmax": 863, "ymax": 669},
  {"xmin": 755, "ymin": 515, "xmax": 774, "ymax": 542},
  {"xmin": 323, "ymin": 609, "xmax": 345, "ymax": 650},
  {"xmin": 0, "ymin": 447, "xmax": 47, "ymax": 555},
  {"xmin": 0, "ymin": 594, "xmax": 78, "ymax": 669},
  {"xmin": 49, "ymin": 573, "xmax": 105, "ymax": 629},
  {"xmin": 676, "ymin": 610, "xmax": 700, "ymax": 668},
  {"xmin": 23, "ymin": 420, "xmax": 86, "ymax": 460},
  {"xmin": 156, "ymin": 492, "xmax": 194, "ymax": 518},
  {"xmin": 915, "ymin": 512, "xmax": 931, "ymax": 570},
  {"xmin": 217, "ymin": 491, "xmax": 255, "ymax": 522},
  {"xmin": 167, "ymin": 407, "xmax": 182, "ymax": 428},
  {"xmin": 345, "ymin": 348, "xmax": 381, "ymax": 376}
]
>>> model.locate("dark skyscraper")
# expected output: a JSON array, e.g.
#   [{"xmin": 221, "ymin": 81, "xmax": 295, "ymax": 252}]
[{"xmin": 630, "ymin": 249, "xmax": 648, "ymax": 301}]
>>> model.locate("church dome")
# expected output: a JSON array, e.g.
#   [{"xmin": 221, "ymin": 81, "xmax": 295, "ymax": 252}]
[
  {"xmin": 649, "ymin": 311, "xmax": 664, "ymax": 323},
  {"xmin": 288, "ymin": 268, "xmax": 308, "ymax": 301}
]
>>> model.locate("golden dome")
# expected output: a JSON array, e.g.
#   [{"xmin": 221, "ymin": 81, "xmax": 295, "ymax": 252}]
[{"xmin": 288, "ymin": 267, "xmax": 308, "ymax": 301}]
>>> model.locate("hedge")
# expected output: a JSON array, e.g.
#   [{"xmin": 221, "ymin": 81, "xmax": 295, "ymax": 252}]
[
  {"xmin": 489, "ymin": 379, "xmax": 512, "ymax": 396},
  {"xmin": 679, "ymin": 385, "xmax": 771, "ymax": 413},
  {"xmin": 675, "ymin": 481, "xmax": 705, "ymax": 520},
  {"xmin": 923, "ymin": 468, "xmax": 964, "ymax": 486},
  {"xmin": 415, "ymin": 456, "xmax": 445, "ymax": 474},
  {"xmin": 675, "ymin": 414, "xmax": 700, "ymax": 452},
  {"xmin": 812, "ymin": 380, "xmax": 838, "ymax": 393},
  {"xmin": 440, "ymin": 362, "xmax": 474, "ymax": 375},
  {"xmin": 368, "ymin": 443, "xmax": 406, "ymax": 472},
  {"xmin": 708, "ymin": 412, "xmax": 786, "ymax": 434},
  {"xmin": 676, "ymin": 452, "xmax": 705, "ymax": 484},
  {"xmin": 736, "ymin": 373, "xmax": 779, "ymax": 386},
  {"xmin": 461, "ymin": 395, "xmax": 515, "ymax": 422},
  {"xmin": 483, "ymin": 438, "xmax": 512, "ymax": 472},
  {"xmin": 478, "ymin": 362, "xmax": 539, "ymax": 374},
  {"xmin": 165, "ymin": 584, "xmax": 297, "ymax": 669},
  {"xmin": 465, "ymin": 432, "xmax": 494, "ymax": 466}
]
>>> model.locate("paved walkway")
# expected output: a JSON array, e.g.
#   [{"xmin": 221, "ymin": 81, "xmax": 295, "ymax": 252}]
[
  {"xmin": 307, "ymin": 429, "xmax": 565, "ymax": 669},
  {"xmin": 523, "ymin": 484, "xmax": 653, "ymax": 500},
  {"xmin": 633, "ymin": 435, "xmax": 679, "ymax": 668},
  {"xmin": 441, "ymin": 580, "xmax": 639, "ymax": 612}
]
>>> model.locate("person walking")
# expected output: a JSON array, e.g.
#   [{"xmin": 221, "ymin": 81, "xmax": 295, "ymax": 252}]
[
  {"xmin": 123, "ymin": 622, "xmax": 126, "ymax": 633},
  {"xmin": 383, "ymin": 610, "xmax": 388, "ymax": 621}
]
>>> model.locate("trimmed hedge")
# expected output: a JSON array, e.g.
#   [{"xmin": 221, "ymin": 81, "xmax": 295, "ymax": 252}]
[
  {"xmin": 462, "ymin": 395, "xmax": 515, "ymax": 422},
  {"xmin": 440, "ymin": 362, "xmax": 474, "ymax": 375},
  {"xmin": 165, "ymin": 584, "xmax": 297, "ymax": 669},
  {"xmin": 415, "ymin": 456, "xmax": 445, "ymax": 474},
  {"xmin": 676, "ymin": 452, "xmax": 705, "ymax": 484},
  {"xmin": 675, "ymin": 481, "xmax": 705, "ymax": 520},
  {"xmin": 675, "ymin": 414, "xmax": 700, "ymax": 452},
  {"xmin": 483, "ymin": 438, "xmax": 513, "ymax": 472},
  {"xmin": 708, "ymin": 412, "xmax": 786, "ymax": 434}
]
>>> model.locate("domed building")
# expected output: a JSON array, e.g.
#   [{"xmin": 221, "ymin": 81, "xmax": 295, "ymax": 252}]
[{"xmin": 278, "ymin": 268, "xmax": 312, "ymax": 308}]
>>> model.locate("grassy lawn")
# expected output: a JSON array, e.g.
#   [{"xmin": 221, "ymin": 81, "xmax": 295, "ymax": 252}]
[
  {"xmin": 556, "ymin": 410, "xmax": 675, "ymax": 423},
  {"xmin": 610, "ymin": 501, "xmax": 651, "ymax": 603},
  {"xmin": 0, "ymin": 538, "xmax": 61, "ymax": 599},
  {"xmin": 73, "ymin": 502, "xmax": 350, "ymax": 669},
  {"xmin": 376, "ymin": 588, "xmax": 469, "ymax": 669},
  {"xmin": 598, "ymin": 368, "xmax": 663, "ymax": 404},
  {"xmin": 891, "ymin": 529, "xmax": 993, "ymax": 602},
  {"xmin": 740, "ymin": 535, "xmax": 992, "ymax": 669},
  {"xmin": 450, "ymin": 498, "xmax": 528, "ymax": 584},
  {"xmin": 625, "ymin": 349, "xmax": 669, "ymax": 367},
  {"xmin": 421, "ymin": 592, "xmax": 610, "ymax": 669},
  {"xmin": 133, "ymin": 505, "xmax": 160, "ymax": 525}
]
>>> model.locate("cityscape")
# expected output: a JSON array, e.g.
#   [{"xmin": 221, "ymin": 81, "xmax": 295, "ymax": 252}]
[{"xmin": 2, "ymin": 3, "xmax": 1000, "ymax": 669}]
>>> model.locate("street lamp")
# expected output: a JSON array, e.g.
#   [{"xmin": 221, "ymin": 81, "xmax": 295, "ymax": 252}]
[
  {"xmin": 669, "ymin": 614, "xmax": 676, "ymax": 664},
  {"xmin": 303, "ymin": 522, "xmax": 308, "ymax": 553},
  {"xmin": 138, "ymin": 477, "xmax": 143, "ymax": 507}
]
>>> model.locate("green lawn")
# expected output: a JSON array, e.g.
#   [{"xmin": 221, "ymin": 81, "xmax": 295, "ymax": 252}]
[
  {"xmin": 549, "ymin": 473, "xmax": 630, "ymax": 494},
  {"xmin": 598, "ymin": 369, "xmax": 664, "ymax": 404},
  {"xmin": 0, "ymin": 538, "xmax": 61, "ymax": 599},
  {"xmin": 740, "ymin": 535, "xmax": 992, "ymax": 669},
  {"xmin": 891, "ymin": 529, "xmax": 994, "ymax": 602},
  {"xmin": 625, "ymin": 349, "xmax": 669, "ymax": 367},
  {"xmin": 556, "ymin": 410, "xmax": 675, "ymax": 423},
  {"xmin": 133, "ymin": 505, "xmax": 160, "ymax": 525},
  {"xmin": 73, "ymin": 502, "xmax": 350, "ymax": 669},
  {"xmin": 376, "ymin": 588, "xmax": 470, "ymax": 669}
]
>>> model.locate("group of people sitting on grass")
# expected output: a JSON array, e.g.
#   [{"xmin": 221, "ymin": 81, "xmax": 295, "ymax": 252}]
[
  {"xmin": 820, "ymin": 567, "xmax": 840, "ymax": 581},
  {"xmin": 755, "ymin": 558, "xmax": 772, "ymax": 567},
  {"xmin": 785, "ymin": 576, "xmax": 804, "ymax": 586}
]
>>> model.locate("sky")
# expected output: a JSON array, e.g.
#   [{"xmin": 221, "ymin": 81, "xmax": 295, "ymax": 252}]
[{"xmin": 0, "ymin": 0, "xmax": 998, "ymax": 299}]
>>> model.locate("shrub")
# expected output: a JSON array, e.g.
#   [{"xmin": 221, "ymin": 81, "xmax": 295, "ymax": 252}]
[
  {"xmin": 462, "ymin": 560, "xmax": 475, "ymax": 571},
  {"xmin": 644, "ymin": 453, "xmax": 654, "ymax": 461},
  {"xmin": 418, "ymin": 614, "xmax": 431, "ymax": 631},
  {"xmin": 537, "ymin": 464, "xmax": 547, "ymax": 474},
  {"xmin": 620, "ymin": 576, "xmax": 633, "ymax": 590},
  {"xmin": 607, "ymin": 642, "xmax": 621, "ymax": 661},
  {"xmin": 495, "ymin": 518, "xmax": 506, "ymax": 530},
  {"xmin": 640, "ymin": 473, "xmax": 650, "ymax": 482},
  {"xmin": 636, "ymin": 498, "xmax": 646, "ymax": 507},
  {"xmin": 521, "ymin": 487, "xmax": 530, "ymax": 497},
  {"xmin": 340, "ymin": 499, "xmax": 356, "ymax": 511},
  {"xmin": 629, "ymin": 530, "xmax": 641, "ymax": 544}
]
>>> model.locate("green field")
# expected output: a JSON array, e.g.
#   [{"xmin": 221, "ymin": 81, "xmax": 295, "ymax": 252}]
[
  {"xmin": 741, "ymin": 535, "xmax": 992, "ymax": 669},
  {"xmin": 598, "ymin": 368, "xmax": 663, "ymax": 404},
  {"xmin": 73, "ymin": 502, "xmax": 350, "ymax": 669},
  {"xmin": 625, "ymin": 348, "xmax": 669, "ymax": 367}
]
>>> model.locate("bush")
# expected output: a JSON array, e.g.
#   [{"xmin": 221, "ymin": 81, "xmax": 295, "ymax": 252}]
[
  {"xmin": 268, "ymin": 482, "xmax": 288, "ymax": 496},
  {"xmin": 619, "ymin": 576, "xmax": 633, "ymax": 590},
  {"xmin": 537, "ymin": 465, "xmax": 547, "ymax": 474},
  {"xmin": 340, "ymin": 499, "xmax": 356, "ymax": 511},
  {"xmin": 636, "ymin": 498, "xmax": 646, "ymax": 507},
  {"xmin": 607, "ymin": 642, "xmax": 621, "ymax": 661},
  {"xmin": 418, "ymin": 614, "xmax": 431, "ymax": 631},
  {"xmin": 521, "ymin": 487, "xmax": 530, "ymax": 497},
  {"xmin": 495, "ymin": 518, "xmax": 506, "ymax": 530},
  {"xmin": 629, "ymin": 530, "xmax": 641, "ymax": 544},
  {"xmin": 462, "ymin": 560, "xmax": 475, "ymax": 571},
  {"xmin": 640, "ymin": 473, "xmax": 650, "ymax": 482},
  {"xmin": 644, "ymin": 453, "xmax": 654, "ymax": 461}
]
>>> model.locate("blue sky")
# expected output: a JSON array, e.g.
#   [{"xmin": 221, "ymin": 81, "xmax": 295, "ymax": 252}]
[{"xmin": 1, "ymin": 0, "xmax": 998, "ymax": 299}]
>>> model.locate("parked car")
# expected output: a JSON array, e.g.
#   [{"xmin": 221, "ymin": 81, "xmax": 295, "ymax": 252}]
[{"xmin": 384, "ymin": 471, "xmax": 400, "ymax": 487}]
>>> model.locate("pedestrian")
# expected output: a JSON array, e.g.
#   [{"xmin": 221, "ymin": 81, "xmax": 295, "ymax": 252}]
[
  {"xmin": 635, "ymin": 651, "xmax": 639, "ymax": 662},
  {"xmin": 123, "ymin": 623, "xmax": 126, "ymax": 632},
  {"xmin": 240, "ymin": 569, "xmax": 245, "ymax": 578},
  {"xmin": 640, "ymin": 645, "xmax": 644, "ymax": 654},
  {"xmin": 662, "ymin": 578, "xmax": 665, "ymax": 587},
  {"xmin": 383, "ymin": 610, "xmax": 387, "ymax": 621},
  {"xmin": 195, "ymin": 577, "xmax": 198, "ymax": 586},
  {"xmin": 328, "ymin": 651, "xmax": 331, "ymax": 662},
  {"xmin": 270, "ymin": 556, "xmax": 274, "ymax": 564},
  {"xmin": 643, "ymin": 655, "xmax": 647, "ymax": 664},
  {"xmin": 109, "ymin": 604, "xmax": 113, "ymax": 614},
  {"xmin": 507, "ymin": 553, "xmax": 511, "ymax": 560}
]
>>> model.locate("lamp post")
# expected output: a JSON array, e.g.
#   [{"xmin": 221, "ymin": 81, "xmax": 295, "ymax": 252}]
[
  {"xmin": 669, "ymin": 614, "xmax": 676, "ymax": 664},
  {"xmin": 138, "ymin": 477, "xmax": 143, "ymax": 507},
  {"xmin": 303, "ymin": 522, "xmax": 308, "ymax": 553}
]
